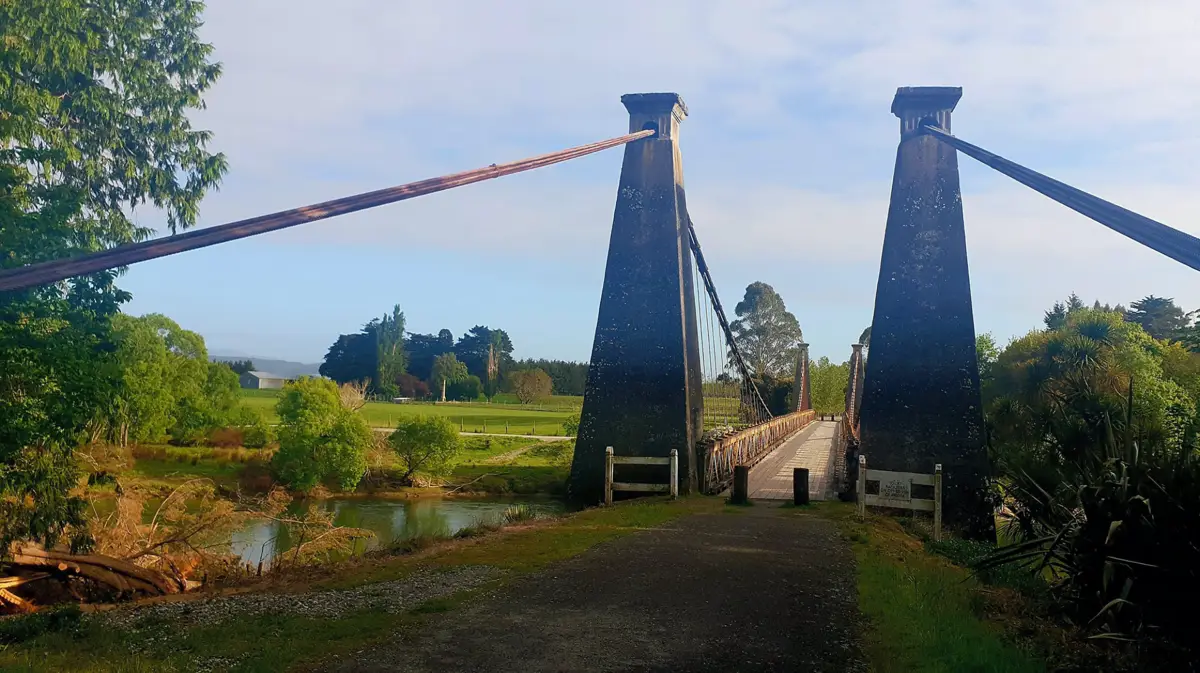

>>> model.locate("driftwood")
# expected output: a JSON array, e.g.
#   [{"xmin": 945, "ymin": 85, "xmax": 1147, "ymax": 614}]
[{"xmin": 6, "ymin": 544, "xmax": 184, "ymax": 597}]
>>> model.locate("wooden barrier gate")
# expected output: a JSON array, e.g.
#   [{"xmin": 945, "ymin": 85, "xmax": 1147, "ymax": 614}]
[
  {"xmin": 856, "ymin": 455, "xmax": 943, "ymax": 541},
  {"xmin": 604, "ymin": 447, "xmax": 678, "ymax": 506}
]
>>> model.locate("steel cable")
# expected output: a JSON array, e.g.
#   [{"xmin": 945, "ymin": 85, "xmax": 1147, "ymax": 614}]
[
  {"xmin": 0, "ymin": 129, "xmax": 656, "ymax": 292},
  {"xmin": 922, "ymin": 123, "xmax": 1200, "ymax": 273}
]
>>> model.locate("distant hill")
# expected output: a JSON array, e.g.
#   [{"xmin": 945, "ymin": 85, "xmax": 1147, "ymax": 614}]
[{"xmin": 211, "ymin": 354, "xmax": 321, "ymax": 379}]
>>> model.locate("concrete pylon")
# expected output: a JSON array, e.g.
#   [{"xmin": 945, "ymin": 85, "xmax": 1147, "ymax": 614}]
[
  {"xmin": 568, "ymin": 93, "xmax": 703, "ymax": 504},
  {"xmin": 845, "ymin": 343, "xmax": 865, "ymax": 421},
  {"xmin": 792, "ymin": 342, "xmax": 811, "ymax": 412},
  {"xmin": 858, "ymin": 87, "xmax": 994, "ymax": 539}
]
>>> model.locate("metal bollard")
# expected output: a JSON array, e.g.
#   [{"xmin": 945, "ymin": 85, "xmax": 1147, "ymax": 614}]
[
  {"xmin": 793, "ymin": 467, "xmax": 810, "ymax": 505},
  {"xmin": 731, "ymin": 465, "xmax": 749, "ymax": 504}
]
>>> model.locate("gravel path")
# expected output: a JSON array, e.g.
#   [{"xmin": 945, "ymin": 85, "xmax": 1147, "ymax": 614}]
[
  {"xmin": 97, "ymin": 565, "xmax": 502, "ymax": 631},
  {"xmin": 335, "ymin": 505, "xmax": 864, "ymax": 673}
]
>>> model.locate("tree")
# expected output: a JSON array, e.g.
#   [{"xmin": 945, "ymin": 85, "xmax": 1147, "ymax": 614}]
[
  {"xmin": 1043, "ymin": 292, "xmax": 1087, "ymax": 330},
  {"xmin": 454, "ymin": 326, "xmax": 514, "ymax": 393},
  {"xmin": 975, "ymin": 332, "xmax": 1000, "ymax": 397},
  {"xmin": 406, "ymin": 329, "xmax": 454, "ymax": 382},
  {"xmin": 809, "ymin": 356, "xmax": 850, "ymax": 415},
  {"xmin": 369, "ymin": 305, "xmax": 406, "ymax": 399},
  {"xmin": 447, "ymin": 375, "xmax": 483, "ymax": 402},
  {"xmin": 320, "ymin": 305, "xmax": 408, "ymax": 397},
  {"xmin": 271, "ymin": 377, "xmax": 372, "ymax": 492},
  {"xmin": 388, "ymin": 416, "xmax": 462, "ymax": 484},
  {"xmin": 729, "ymin": 282, "xmax": 804, "ymax": 378},
  {"xmin": 431, "ymin": 353, "xmax": 469, "ymax": 391},
  {"xmin": 225, "ymin": 360, "xmax": 255, "ymax": 375},
  {"xmin": 1126, "ymin": 295, "xmax": 1188, "ymax": 341},
  {"xmin": 514, "ymin": 359, "xmax": 588, "ymax": 396},
  {"xmin": 0, "ymin": 0, "xmax": 225, "ymax": 551},
  {"xmin": 507, "ymin": 369, "xmax": 553, "ymax": 404},
  {"xmin": 858, "ymin": 326, "xmax": 871, "ymax": 348},
  {"xmin": 396, "ymin": 373, "xmax": 430, "ymax": 399}
]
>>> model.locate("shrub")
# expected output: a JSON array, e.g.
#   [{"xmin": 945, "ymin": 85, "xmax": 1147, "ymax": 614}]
[
  {"xmin": 388, "ymin": 416, "xmax": 462, "ymax": 484},
  {"xmin": 271, "ymin": 377, "xmax": 372, "ymax": 492},
  {"xmin": 562, "ymin": 412, "xmax": 580, "ymax": 437},
  {"xmin": 242, "ymin": 417, "xmax": 273, "ymax": 449},
  {"xmin": 208, "ymin": 427, "xmax": 244, "ymax": 448}
]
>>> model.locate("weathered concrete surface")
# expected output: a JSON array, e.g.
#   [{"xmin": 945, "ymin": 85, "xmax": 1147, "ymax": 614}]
[
  {"xmin": 570, "ymin": 93, "xmax": 704, "ymax": 504},
  {"xmin": 335, "ymin": 506, "xmax": 863, "ymax": 673},
  {"xmin": 748, "ymin": 421, "xmax": 837, "ymax": 501},
  {"xmin": 858, "ymin": 86, "xmax": 993, "ymax": 538}
]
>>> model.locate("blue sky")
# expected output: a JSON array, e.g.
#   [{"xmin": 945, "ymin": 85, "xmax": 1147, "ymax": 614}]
[{"xmin": 122, "ymin": 0, "xmax": 1200, "ymax": 365}]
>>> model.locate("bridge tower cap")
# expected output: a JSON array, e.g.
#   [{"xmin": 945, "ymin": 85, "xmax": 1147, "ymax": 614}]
[
  {"xmin": 891, "ymin": 87, "xmax": 962, "ymax": 118},
  {"xmin": 621, "ymin": 92, "xmax": 688, "ymax": 118}
]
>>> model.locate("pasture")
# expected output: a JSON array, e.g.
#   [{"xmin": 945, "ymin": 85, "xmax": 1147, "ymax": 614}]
[{"xmin": 241, "ymin": 389, "xmax": 578, "ymax": 435}]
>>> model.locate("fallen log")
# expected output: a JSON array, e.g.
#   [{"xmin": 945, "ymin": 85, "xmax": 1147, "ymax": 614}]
[{"xmin": 7, "ymin": 544, "xmax": 184, "ymax": 597}]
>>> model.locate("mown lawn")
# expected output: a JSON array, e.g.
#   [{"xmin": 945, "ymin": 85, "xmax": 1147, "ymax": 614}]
[{"xmin": 241, "ymin": 390, "xmax": 576, "ymax": 435}]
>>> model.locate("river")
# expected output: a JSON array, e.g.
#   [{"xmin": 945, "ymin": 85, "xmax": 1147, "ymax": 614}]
[{"xmin": 230, "ymin": 496, "xmax": 566, "ymax": 566}]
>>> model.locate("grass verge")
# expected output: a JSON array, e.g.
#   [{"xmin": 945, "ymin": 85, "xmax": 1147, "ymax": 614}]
[{"xmin": 819, "ymin": 503, "xmax": 1045, "ymax": 673}]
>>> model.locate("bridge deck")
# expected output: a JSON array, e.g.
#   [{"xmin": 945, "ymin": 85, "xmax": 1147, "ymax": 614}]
[{"xmin": 747, "ymin": 420, "xmax": 838, "ymax": 501}]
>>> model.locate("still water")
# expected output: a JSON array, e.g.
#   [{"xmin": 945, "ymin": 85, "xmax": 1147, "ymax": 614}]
[{"xmin": 230, "ymin": 497, "xmax": 565, "ymax": 566}]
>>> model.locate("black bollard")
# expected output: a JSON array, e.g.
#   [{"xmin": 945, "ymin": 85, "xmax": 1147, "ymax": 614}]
[
  {"xmin": 793, "ymin": 468, "xmax": 810, "ymax": 506},
  {"xmin": 732, "ymin": 466, "xmax": 749, "ymax": 504}
]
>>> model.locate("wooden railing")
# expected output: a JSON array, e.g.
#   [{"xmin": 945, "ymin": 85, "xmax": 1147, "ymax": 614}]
[{"xmin": 700, "ymin": 410, "xmax": 816, "ymax": 494}]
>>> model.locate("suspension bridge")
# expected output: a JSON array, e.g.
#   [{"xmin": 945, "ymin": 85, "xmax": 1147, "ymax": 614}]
[{"xmin": 5, "ymin": 86, "xmax": 1199, "ymax": 536}]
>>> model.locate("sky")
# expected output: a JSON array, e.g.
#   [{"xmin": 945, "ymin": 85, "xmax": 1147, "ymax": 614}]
[{"xmin": 121, "ymin": 0, "xmax": 1200, "ymax": 366}]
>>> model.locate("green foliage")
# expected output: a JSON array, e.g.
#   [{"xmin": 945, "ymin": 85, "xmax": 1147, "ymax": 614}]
[
  {"xmin": 319, "ymin": 304, "xmax": 408, "ymax": 398},
  {"xmin": 430, "ymin": 353, "xmax": 469, "ymax": 391},
  {"xmin": 506, "ymin": 368, "xmax": 553, "ymax": 404},
  {"xmin": 272, "ymin": 377, "xmax": 372, "ymax": 491},
  {"xmin": 809, "ymin": 356, "xmax": 849, "ymax": 414},
  {"xmin": 0, "ymin": 0, "xmax": 224, "ymax": 554},
  {"xmin": 388, "ymin": 415, "xmax": 462, "ymax": 483},
  {"xmin": 513, "ymin": 358, "xmax": 588, "ymax": 396},
  {"xmin": 729, "ymin": 281, "xmax": 804, "ymax": 378},
  {"xmin": 405, "ymin": 329, "xmax": 455, "ymax": 382},
  {"xmin": 1125, "ymin": 295, "xmax": 1188, "ymax": 341},
  {"xmin": 225, "ymin": 359, "xmax": 255, "ymax": 375},
  {"xmin": 976, "ymin": 332, "xmax": 1000, "ymax": 386},
  {"xmin": 447, "ymin": 375, "xmax": 483, "ymax": 402},
  {"xmin": 562, "ymin": 412, "xmax": 581, "ymax": 437},
  {"xmin": 242, "ymin": 415, "xmax": 274, "ymax": 449},
  {"xmin": 984, "ymin": 308, "xmax": 1200, "ymax": 660},
  {"xmin": 453, "ymin": 326, "xmax": 514, "ymax": 394}
]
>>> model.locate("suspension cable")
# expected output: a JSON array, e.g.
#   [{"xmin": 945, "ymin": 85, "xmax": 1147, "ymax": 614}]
[
  {"xmin": 684, "ymin": 215, "xmax": 772, "ymax": 420},
  {"xmin": 921, "ymin": 123, "xmax": 1200, "ymax": 273},
  {"xmin": 0, "ymin": 129, "xmax": 656, "ymax": 292}
]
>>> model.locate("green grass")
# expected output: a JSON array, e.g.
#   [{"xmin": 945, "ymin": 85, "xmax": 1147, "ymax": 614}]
[
  {"xmin": 0, "ymin": 497, "xmax": 713, "ymax": 672},
  {"xmin": 241, "ymin": 390, "xmax": 575, "ymax": 435},
  {"xmin": 822, "ymin": 505, "xmax": 1044, "ymax": 673}
]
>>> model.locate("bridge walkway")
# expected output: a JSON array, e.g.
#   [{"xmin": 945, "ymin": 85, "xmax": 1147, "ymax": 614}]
[{"xmin": 747, "ymin": 420, "xmax": 839, "ymax": 501}]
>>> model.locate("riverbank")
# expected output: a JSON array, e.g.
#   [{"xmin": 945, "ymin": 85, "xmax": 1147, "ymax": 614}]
[{"xmin": 0, "ymin": 499, "xmax": 1078, "ymax": 672}]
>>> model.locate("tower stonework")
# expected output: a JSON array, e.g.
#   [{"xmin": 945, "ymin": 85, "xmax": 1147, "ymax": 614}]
[
  {"xmin": 858, "ymin": 87, "xmax": 994, "ymax": 538},
  {"xmin": 568, "ymin": 93, "xmax": 703, "ymax": 504}
]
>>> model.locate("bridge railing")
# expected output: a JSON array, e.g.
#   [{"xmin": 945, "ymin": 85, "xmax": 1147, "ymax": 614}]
[{"xmin": 699, "ymin": 410, "xmax": 816, "ymax": 494}]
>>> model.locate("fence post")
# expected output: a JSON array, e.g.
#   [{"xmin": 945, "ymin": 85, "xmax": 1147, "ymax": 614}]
[
  {"xmin": 505, "ymin": 421, "xmax": 509, "ymax": 434},
  {"xmin": 732, "ymin": 465, "xmax": 749, "ymax": 504},
  {"xmin": 460, "ymin": 418, "xmax": 464, "ymax": 432},
  {"xmin": 793, "ymin": 467, "xmax": 809, "ymax": 506},
  {"xmin": 483, "ymin": 419, "xmax": 487, "ymax": 433},
  {"xmin": 933, "ymin": 463, "xmax": 943, "ymax": 542},
  {"xmin": 669, "ymin": 449, "xmax": 679, "ymax": 499},
  {"xmin": 857, "ymin": 455, "xmax": 867, "ymax": 519},
  {"xmin": 604, "ymin": 447, "xmax": 614, "ymax": 506}
]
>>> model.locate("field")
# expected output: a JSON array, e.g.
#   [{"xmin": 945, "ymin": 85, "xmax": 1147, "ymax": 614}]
[{"xmin": 241, "ymin": 389, "xmax": 580, "ymax": 435}]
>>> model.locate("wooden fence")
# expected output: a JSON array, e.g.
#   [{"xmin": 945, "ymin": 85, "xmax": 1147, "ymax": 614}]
[
  {"xmin": 604, "ymin": 447, "xmax": 678, "ymax": 505},
  {"xmin": 700, "ymin": 409, "xmax": 816, "ymax": 494}
]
